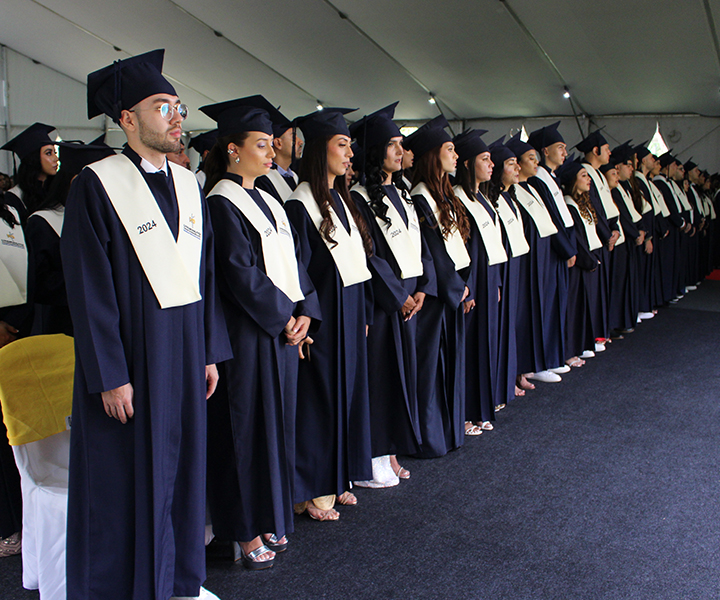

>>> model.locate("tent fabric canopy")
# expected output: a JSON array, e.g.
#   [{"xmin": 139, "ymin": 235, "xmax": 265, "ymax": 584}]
[{"xmin": 1, "ymin": 0, "xmax": 719, "ymax": 133}]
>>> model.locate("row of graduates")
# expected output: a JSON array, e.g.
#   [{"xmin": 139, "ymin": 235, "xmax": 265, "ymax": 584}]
[
  {"xmin": 185, "ymin": 94, "xmax": 719, "ymax": 571},
  {"xmin": 0, "ymin": 94, "xmax": 718, "ymax": 581}
]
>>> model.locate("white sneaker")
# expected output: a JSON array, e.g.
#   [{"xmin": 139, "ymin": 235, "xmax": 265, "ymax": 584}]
[
  {"xmin": 580, "ymin": 350, "xmax": 595, "ymax": 359},
  {"xmin": 354, "ymin": 455, "xmax": 400, "ymax": 488},
  {"xmin": 171, "ymin": 588, "xmax": 220, "ymax": 600},
  {"xmin": 527, "ymin": 370, "xmax": 562, "ymax": 383},
  {"xmin": 686, "ymin": 285, "xmax": 697, "ymax": 291},
  {"xmin": 638, "ymin": 312, "xmax": 654, "ymax": 320},
  {"xmin": 594, "ymin": 343, "xmax": 606, "ymax": 352},
  {"xmin": 548, "ymin": 365, "xmax": 571, "ymax": 374}
]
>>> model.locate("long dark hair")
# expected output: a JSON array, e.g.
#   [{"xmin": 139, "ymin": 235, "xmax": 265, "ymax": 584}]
[
  {"xmin": 412, "ymin": 146, "xmax": 470, "ymax": 241},
  {"xmin": 36, "ymin": 170, "xmax": 72, "ymax": 212},
  {"xmin": 298, "ymin": 135, "xmax": 373, "ymax": 256},
  {"xmin": 456, "ymin": 156, "xmax": 478, "ymax": 204},
  {"xmin": 202, "ymin": 132, "xmax": 250, "ymax": 195},
  {"xmin": 563, "ymin": 177, "xmax": 597, "ymax": 224},
  {"xmin": 17, "ymin": 150, "xmax": 53, "ymax": 214},
  {"xmin": 627, "ymin": 170, "xmax": 645, "ymax": 214},
  {"xmin": 0, "ymin": 196, "xmax": 18, "ymax": 227},
  {"xmin": 488, "ymin": 158, "xmax": 516, "ymax": 208}
]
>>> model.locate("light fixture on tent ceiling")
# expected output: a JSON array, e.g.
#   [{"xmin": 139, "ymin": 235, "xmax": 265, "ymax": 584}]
[
  {"xmin": 428, "ymin": 93, "xmax": 437, "ymax": 105},
  {"xmin": 648, "ymin": 122, "xmax": 669, "ymax": 157},
  {"xmin": 316, "ymin": 101, "xmax": 324, "ymax": 111},
  {"xmin": 563, "ymin": 86, "xmax": 571, "ymax": 99}
]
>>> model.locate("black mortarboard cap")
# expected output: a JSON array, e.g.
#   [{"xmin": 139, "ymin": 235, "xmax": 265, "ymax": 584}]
[
  {"xmin": 402, "ymin": 115, "xmax": 451, "ymax": 159},
  {"xmin": 87, "ymin": 49, "xmax": 177, "ymax": 122},
  {"xmin": 199, "ymin": 99, "xmax": 273, "ymax": 138},
  {"xmin": 528, "ymin": 121, "xmax": 565, "ymax": 152},
  {"xmin": 658, "ymin": 151, "xmax": 675, "ymax": 168},
  {"xmin": 350, "ymin": 142, "xmax": 364, "ymax": 171},
  {"xmin": 294, "ymin": 108, "xmax": 356, "ymax": 143},
  {"xmin": 349, "ymin": 102, "xmax": 402, "ymax": 150},
  {"xmin": 57, "ymin": 140, "xmax": 116, "ymax": 177},
  {"xmin": 555, "ymin": 155, "xmax": 585, "ymax": 189},
  {"xmin": 452, "ymin": 128, "xmax": 489, "ymax": 163},
  {"xmin": 218, "ymin": 95, "xmax": 292, "ymax": 138},
  {"xmin": 575, "ymin": 129, "xmax": 608, "ymax": 154},
  {"xmin": 634, "ymin": 141, "xmax": 651, "ymax": 161},
  {"xmin": 506, "ymin": 131, "xmax": 536, "ymax": 160},
  {"xmin": 489, "ymin": 136, "xmax": 516, "ymax": 166},
  {"xmin": 1, "ymin": 122, "xmax": 56, "ymax": 161},
  {"xmin": 683, "ymin": 158, "xmax": 697, "ymax": 171},
  {"xmin": 188, "ymin": 130, "xmax": 219, "ymax": 154},
  {"xmin": 609, "ymin": 141, "xmax": 633, "ymax": 167},
  {"xmin": 599, "ymin": 162, "xmax": 617, "ymax": 175}
]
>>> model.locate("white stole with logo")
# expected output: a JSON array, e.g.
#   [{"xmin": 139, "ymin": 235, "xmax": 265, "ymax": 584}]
[
  {"xmin": 453, "ymin": 186, "xmax": 507, "ymax": 266},
  {"xmin": 89, "ymin": 154, "xmax": 203, "ymax": 309},
  {"xmin": 287, "ymin": 182, "xmax": 371, "ymax": 287},
  {"xmin": 266, "ymin": 168, "xmax": 298, "ymax": 203},
  {"xmin": 209, "ymin": 179, "xmax": 304, "ymax": 302},
  {"xmin": 512, "ymin": 183, "xmax": 558, "ymax": 238},
  {"xmin": 565, "ymin": 196, "xmax": 602, "ymax": 251},
  {"xmin": 411, "ymin": 182, "xmax": 471, "ymax": 270},
  {"xmin": 0, "ymin": 206, "xmax": 28, "ymax": 307},
  {"xmin": 495, "ymin": 194, "xmax": 530, "ymax": 258},
  {"xmin": 535, "ymin": 167, "xmax": 574, "ymax": 227},
  {"xmin": 351, "ymin": 184, "xmax": 423, "ymax": 279},
  {"xmin": 583, "ymin": 163, "xmax": 620, "ymax": 219},
  {"xmin": 30, "ymin": 207, "xmax": 65, "ymax": 237}
]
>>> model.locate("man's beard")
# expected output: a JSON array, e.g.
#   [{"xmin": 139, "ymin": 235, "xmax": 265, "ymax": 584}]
[{"xmin": 138, "ymin": 116, "xmax": 181, "ymax": 154}]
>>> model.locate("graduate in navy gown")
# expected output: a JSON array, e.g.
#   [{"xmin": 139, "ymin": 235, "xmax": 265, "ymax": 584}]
[
  {"xmin": 406, "ymin": 116, "xmax": 471, "ymax": 455},
  {"xmin": 0, "ymin": 198, "xmax": 31, "ymax": 557},
  {"xmin": 452, "ymin": 129, "xmax": 506, "ymax": 432},
  {"xmin": 527, "ymin": 122, "xmax": 580, "ymax": 369},
  {"xmin": 26, "ymin": 141, "xmax": 116, "ymax": 337},
  {"xmin": 488, "ymin": 139, "xmax": 530, "ymax": 403},
  {"xmin": 349, "ymin": 103, "xmax": 436, "ymax": 485},
  {"xmin": 284, "ymin": 108, "xmax": 374, "ymax": 521},
  {"xmin": 506, "ymin": 134, "xmax": 562, "ymax": 385},
  {"xmin": 199, "ymin": 98, "xmax": 321, "ymax": 568},
  {"xmin": 1, "ymin": 123, "xmax": 58, "ymax": 223},
  {"xmin": 61, "ymin": 50, "xmax": 231, "ymax": 600},
  {"xmin": 556, "ymin": 160, "xmax": 603, "ymax": 360}
]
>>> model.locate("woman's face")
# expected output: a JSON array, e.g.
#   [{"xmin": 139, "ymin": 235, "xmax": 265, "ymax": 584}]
[
  {"xmin": 518, "ymin": 149, "xmax": 539, "ymax": 179},
  {"xmin": 40, "ymin": 144, "xmax": 59, "ymax": 177},
  {"xmin": 230, "ymin": 132, "xmax": 275, "ymax": 183},
  {"xmin": 501, "ymin": 157, "xmax": 519, "ymax": 188},
  {"xmin": 604, "ymin": 167, "xmax": 619, "ymax": 189},
  {"xmin": 617, "ymin": 161, "xmax": 633, "ymax": 181},
  {"xmin": 402, "ymin": 146, "xmax": 414, "ymax": 170},
  {"xmin": 473, "ymin": 152, "xmax": 493, "ymax": 183},
  {"xmin": 574, "ymin": 168, "xmax": 591, "ymax": 194},
  {"xmin": 327, "ymin": 134, "xmax": 353, "ymax": 178},
  {"xmin": 383, "ymin": 136, "xmax": 404, "ymax": 175},
  {"xmin": 439, "ymin": 141, "xmax": 458, "ymax": 174}
]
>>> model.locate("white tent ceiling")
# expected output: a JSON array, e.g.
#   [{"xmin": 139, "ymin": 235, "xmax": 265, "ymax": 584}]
[{"xmin": 1, "ymin": 0, "xmax": 720, "ymax": 132}]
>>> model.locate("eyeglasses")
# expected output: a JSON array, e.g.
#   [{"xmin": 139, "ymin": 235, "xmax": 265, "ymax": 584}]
[{"xmin": 132, "ymin": 102, "xmax": 188, "ymax": 121}]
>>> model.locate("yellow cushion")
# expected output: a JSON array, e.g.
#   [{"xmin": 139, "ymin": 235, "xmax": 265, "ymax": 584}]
[{"xmin": 0, "ymin": 334, "xmax": 74, "ymax": 445}]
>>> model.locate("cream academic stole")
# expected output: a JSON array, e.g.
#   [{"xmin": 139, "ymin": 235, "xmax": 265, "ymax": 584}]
[
  {"xmin": 266, "ymin": 169, "xmax": 298, "ymax": 203},
  {"xmin": 351, "ymin": 184, "xmax": 423, "ymax": 279},
  {"xmin": 411, "ymin": 182, "xmax": 470, "ymax": 270},
  {"xmin": 89, "ymin": 155, "xmax": 203, "ymax": 309},
  {"xmin": 0, "ymin": 206, "xmax": 28, "ymax": 307},
  {"xmin": 209, "ymin": 179, "xmax": 304, "ymax": 302},
  {"xmin": 512, "ymin": 183, "xmax": 559, "ymax": 238},
  {"xmin": 495, "ymin": 194, "xmax": 530, "ymax": 258},
  {"xmin": 287, "ymin": 182, "xmax": 371, "ymax": 287},
  {"xmin": 453, "ymin": 186, "xmax": 507, "ymax": 266},
  {"xmin": 29, "ymin": 207, "xmax": 64, "ymax": 237},
  {"xmin": 565, "ymin": 197, "xmax": 603, "ymax": 251}
]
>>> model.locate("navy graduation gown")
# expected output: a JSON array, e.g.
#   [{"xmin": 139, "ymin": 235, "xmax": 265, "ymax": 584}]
[
  {"xmin": 206, "ymin": 175, "xmax": 321, "ymax": 542},
  {"xmin": 463, "ymin": 192, "xmax": 502, "ymax": 423},
  {"xmin": 609, "ymin": 187, "xmax": 640, "ymax": 331},
  {"xmin": 411, "ymin": 192, "xmax": 469, "ymax": 458},
  {"xmin": 653, "ymin": 176, "xmax": 686, "ymax": 298},
  {"xmin": 284, "ymin": 189, "xmax": 373, "ymax": 501},
  {"xmin": 25, "ymin": 213, "xmax": 73, "ymax": 335},
  {"xmin": 353, "ymin": 185, "xmax": 436, "ymax": 457},
  {"xmin": 496, "ymin": 192, "xmax": 522, "ymax": 405},
  {"xmin": 565, "ymin": 204, "xmax": 602, "ymax": 358},
  {"xmin": 514, "ymin": 182, "xmax": 553, "ymax": 374},
  {"xmin": 62, "ymin": 147, "xmax": 231, "ymax": 600},
  {"xmin": 529, "ymin": 173, "xmax": 576, "ymax": 363}
]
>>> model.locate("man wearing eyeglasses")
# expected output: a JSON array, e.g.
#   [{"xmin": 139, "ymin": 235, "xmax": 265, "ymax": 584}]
[{"xmin": 61, "ymin": 49, "xmax": 231, "ymax": 600}]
